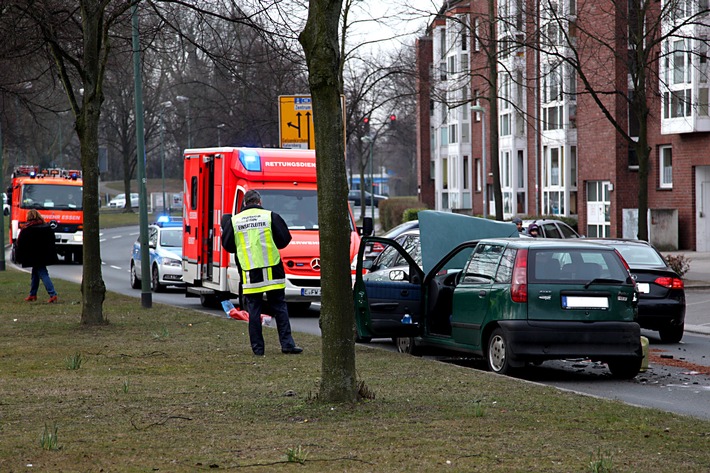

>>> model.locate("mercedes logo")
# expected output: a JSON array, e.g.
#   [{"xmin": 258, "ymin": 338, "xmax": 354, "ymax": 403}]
[
  {"xmin": 49, "ymin": 220, "xmax": 58, "ymax": 229},
  {"xmin": 310, "ymin": 258, "xmax": 321, "ymax": 271}
]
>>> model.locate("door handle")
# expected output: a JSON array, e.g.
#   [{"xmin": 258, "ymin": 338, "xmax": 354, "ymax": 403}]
[
  {"xmin": 478, "ymin": 290, "xmax": 487, "ymax": 298},
  {"xmin": 401, "ymin": 289, "xmax": 409, "ymax": 297}
]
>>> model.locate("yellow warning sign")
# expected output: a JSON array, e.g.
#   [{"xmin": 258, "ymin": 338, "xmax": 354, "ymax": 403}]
[{"xmin": 279, "ymin": 95, "xmax": 315, "ymax": 149}]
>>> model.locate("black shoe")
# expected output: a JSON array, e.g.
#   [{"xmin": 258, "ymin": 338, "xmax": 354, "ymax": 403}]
[
  {"xmin": 253, "ymin": 351, "xmax": 264, "ymax": 356},
  {"xmin": 281, "ymin": 346, "xmax": 303, "ymax": 354}
]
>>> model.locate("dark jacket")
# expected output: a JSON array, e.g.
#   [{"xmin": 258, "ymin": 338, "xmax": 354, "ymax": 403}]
[
  {"xmin": 221, "ymin": 204, "xmax": 292, "ymax": 284},
  {"xmin": 16, "ymin": 221, "xmax": 59, "ymax": 268}
]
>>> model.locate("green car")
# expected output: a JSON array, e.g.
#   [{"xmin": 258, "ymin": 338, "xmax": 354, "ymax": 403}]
[{"xmin": 354, "ymin": 212, "xmax": 642, "ymax": 379}]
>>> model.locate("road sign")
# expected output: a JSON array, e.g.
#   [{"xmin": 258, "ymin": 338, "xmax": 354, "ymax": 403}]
[{"xmin": 279, "ymin": 95, "xmax": 316, "ymax": 149}]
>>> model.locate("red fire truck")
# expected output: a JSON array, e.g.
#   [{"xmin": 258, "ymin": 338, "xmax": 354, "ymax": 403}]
[
  {"xmin": 8, "ymin": 165, "xmax": 84, "ymax": 263},
  {"xmin": 183, "ymin": 147, "xmax": 368, "ymax": 309}
]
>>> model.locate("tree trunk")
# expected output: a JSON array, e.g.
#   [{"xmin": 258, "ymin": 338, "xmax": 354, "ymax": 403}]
[
  {"xmin": 299, "ymin": 0, "xmax": 358, "ymax": 403},
  {"xmin": 76, "ymin": 1, "xmax": 107, "ymax": 324}
]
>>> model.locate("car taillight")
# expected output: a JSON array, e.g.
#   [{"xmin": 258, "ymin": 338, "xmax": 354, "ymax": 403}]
[
  {"xmin": 371, "ymin": 242, "xmax": 385, "ymax": 254},
  {"xmin": 654, "ymin": 276, "xmax": 684, "ymax": 289},
  {"xmin": 511, "ymin": 249, "xmax": 527, "ymax": 303}
]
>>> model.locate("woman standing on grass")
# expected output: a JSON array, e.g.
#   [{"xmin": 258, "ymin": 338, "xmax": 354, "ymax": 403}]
[{"xmin": 16, "ymin": 209, "xmax": 59, "ymax": 303}]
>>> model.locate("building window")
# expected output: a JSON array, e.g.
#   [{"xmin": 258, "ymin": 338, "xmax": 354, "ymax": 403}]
[
  {"xmin": 475, "ymin": 158, "xmax": 481, "ymax": 192},
  {"xmin": 659, "ymin": 146, "xmax": 673, "ymax": 189},
  {"xmin": 463, "ymin": 156, "xmax": 470, "ymax": 190},
  {"xmin": 473, "ymin": 17, "xmax": 480, "ymax": 51},
  {"xmin": 449, "ymin": 123, "xmax": 458, "ymax": 144}
]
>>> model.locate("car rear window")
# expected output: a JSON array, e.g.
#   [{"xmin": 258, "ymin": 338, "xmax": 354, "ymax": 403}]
[
  {"xmin": 528, "ymin": 249, "xmax": 629, "ymax": 283},
  {"xmin": 613, "ymin": 245, "xmax": 666, "ymax": 267}
]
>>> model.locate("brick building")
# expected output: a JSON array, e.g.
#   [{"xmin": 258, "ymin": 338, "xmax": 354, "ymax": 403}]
[{"xmin": 416, "ymin": 0, "xmax": 710, "ymax": 250}]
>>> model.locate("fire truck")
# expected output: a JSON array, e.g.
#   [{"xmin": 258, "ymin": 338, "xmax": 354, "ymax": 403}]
[
  {"xmin": 183, "ymin": 147, "xmax": 369, "ymax": 309},
  {"xmin": 9, "ymin": 165, "xmax": 84, "ymax": 263}
]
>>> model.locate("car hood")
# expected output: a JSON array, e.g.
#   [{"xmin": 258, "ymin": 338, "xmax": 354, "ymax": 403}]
[
  {"xmin": 157, "ymin": 247, "xmax": 182, "ymax": 260},
  {"xmin": 419, "ymin": 211, "xmax": 519, "ymax": 274}
]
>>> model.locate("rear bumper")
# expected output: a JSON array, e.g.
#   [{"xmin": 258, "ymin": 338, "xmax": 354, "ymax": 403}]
[
  {"xmin": 499, "ymin": 320, "xmax": 642, "ymax": 361},
  {"xmin": 284, "ymin": 276, "xmax": 321, "ymax": 303},
  {"xmin": 637, "ymin": 298, "xmax": 685, "ymax": 329}
]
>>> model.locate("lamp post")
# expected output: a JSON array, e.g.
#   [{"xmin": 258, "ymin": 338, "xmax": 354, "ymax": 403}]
[
  {"xmin": 471, "ymin": 105, "xmax": 487, "ymax": 217},
  {"xmin": 360, "ymin": 134, "xmax": 376, "ymax": 232},
  {"xmin": 160, "ymin": 112, "xmax": 166, "ymax": 214},
  {"xmin": 0, "ymin": 120, "xmax": 5, "ymax": 271},
  {"xmin": 217, "ymin": 123, "xmax": 226, "ymax": 147},
  {"xmin": 175, "ymin": 95, "xmax": 191, "ymax": 148}
]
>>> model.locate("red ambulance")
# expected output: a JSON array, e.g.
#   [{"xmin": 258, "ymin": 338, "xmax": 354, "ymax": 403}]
[{"xmin": 183, "ymin": 147, "xmax": 368, "ymax": 309}]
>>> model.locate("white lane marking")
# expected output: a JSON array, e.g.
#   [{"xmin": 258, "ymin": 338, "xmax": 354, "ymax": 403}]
[{"xmin": 110, "ymin": 265, "xmax": 122, "ymax": 270}]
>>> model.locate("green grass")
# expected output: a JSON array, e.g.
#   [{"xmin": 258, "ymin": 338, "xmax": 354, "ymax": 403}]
[{"xmin": 1, "ymin": 269, "xmax": 709, "ymax": 472}]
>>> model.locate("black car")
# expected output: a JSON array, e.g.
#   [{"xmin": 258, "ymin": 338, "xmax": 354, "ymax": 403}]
[
  {"xmin": 522, "ymin": 219, "xmax": 581, "ymax": 238},
  {"xmin": 348, "ymin": 190, "xmax": 388, "ymax": 207},
  {"xmin": 365, "ymin": 220, "xmax": 420, "ymax": 260},
  {"xmin": 588, "ymin": 239, "xmax": 685, "ymax": 343}
]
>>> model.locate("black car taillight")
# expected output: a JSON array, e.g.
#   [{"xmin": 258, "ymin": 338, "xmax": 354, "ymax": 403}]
[
  {"xmin": 654, "ymin": 276, "xmax": 684, "ymax": 289},
  {"xmin": 511, "ymin": 249, "xmax": 527, "ymax": 303}
]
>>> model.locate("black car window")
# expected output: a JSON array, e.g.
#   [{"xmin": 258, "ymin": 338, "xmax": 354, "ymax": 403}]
[
  {"xmin": 494, "ymin": 248, "xmax": 516, "ymax": 283},
  {"xmin": 462, "ymin": 244, "xmax": 504, "ymax": 283},
  {"xmin": 532, "ymin": 249, "xmax": 628, "ymax": 282},
  {"xmin": 558, "ymin": 223, "xmax": 578, "ymax": 238},
  {"xmin": 542, "ymin": 223, "xmax": 562, "ymax": 238}
]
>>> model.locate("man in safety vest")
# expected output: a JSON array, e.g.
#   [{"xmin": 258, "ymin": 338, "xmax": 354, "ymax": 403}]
[{"xmin": 222, "ymin": 190, "xmax": 303, "ymax": 356}]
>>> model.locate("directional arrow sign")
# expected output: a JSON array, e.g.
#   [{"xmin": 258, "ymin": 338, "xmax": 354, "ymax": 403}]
[{"xmin": 279, "ymin": 95, "xmax": 316, "ymax": 149}]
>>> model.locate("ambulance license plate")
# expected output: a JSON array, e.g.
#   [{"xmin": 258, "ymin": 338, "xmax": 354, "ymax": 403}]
[{"xmin": 301, "ymin": 288, "xmax": 321, "ymax": 296}]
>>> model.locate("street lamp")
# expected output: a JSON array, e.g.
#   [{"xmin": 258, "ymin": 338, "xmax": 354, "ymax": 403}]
[
  {"xmin": 360, "ymin": 134, "xmax": 376, "ymax": 232},
  {"xmin": 471, "ymin": 104, "xmax": 487, "ymax": 217},
  {"xmin": 175, "ymin": 95, "xmax": 191, "ymax": 148},
  {"xmin": 217, "ymin": 123, "xmax": 226, "ymax": 147}
]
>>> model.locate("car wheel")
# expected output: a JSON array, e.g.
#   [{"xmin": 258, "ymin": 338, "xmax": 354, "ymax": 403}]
[
  {"xmin": 200, "ymin": 294, "xmax": 221, "ymax": 309},
  {"xmin": 151, "ymin": 265, "xmax": 165, "ymax": 293},
  {"xmin": 287, "ymin": 302, "xmax": 311, "ymax": 313},
  {"xmin": 395, "ymin": 336, "xmax": 420, "ymax": 355},
  {"xmin": 487, "ymin": 328, "xmax": 513, "ymax": 375},
  {"xmin": 73, "ymin": 249, "xmax": 83, "ymax": 264},
  {"xmin": 658, "ymin": 324, "xmax": 684, "ymax": 344},
  {"xmin": 607, "ymin": 357, "xmax": 642, "ymax": 379},
  {"xmin": 130, "ymin": 261, "xmax": 141, "ymax": 289}
]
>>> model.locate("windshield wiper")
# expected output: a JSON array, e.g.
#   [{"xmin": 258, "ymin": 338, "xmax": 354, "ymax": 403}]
[{"xmin": 584, "ymin": 278, "xmax": 623, "ymax": 289}]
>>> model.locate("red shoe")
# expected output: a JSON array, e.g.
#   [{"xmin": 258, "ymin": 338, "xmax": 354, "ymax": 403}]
[
  {"xmin": 24, "ymin": 295, "xmax": 37, "ymax": 302},
  {"xmin": 47, "ymin": 295, "xmax": 58, "ymax": 304}
]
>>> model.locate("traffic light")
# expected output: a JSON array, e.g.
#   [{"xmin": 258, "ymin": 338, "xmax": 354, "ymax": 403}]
[
  {"xmin": 388, "ymin": 114, "xmax": 397, "ymax": 127},
  {"xmin": 363, "ymin": 116, "xmax": 370, "ymax": 134}
]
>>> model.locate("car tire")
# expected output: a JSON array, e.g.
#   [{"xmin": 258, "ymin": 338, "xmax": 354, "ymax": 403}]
[
  {"xmin": 200, "ymin": 294, "xmax": 221, "ymax": 309},
  {"xmin": 658, "ymin": 324, "xmax": 684, "ymax": 344},
  {"xmin": 486, "ymin": 328, "xmax": 514, "ymax": 375},
  {"xmin": 355, "ymin": 335, "xmax": 372, "ymax": 343},
  {"xmin": 130, "ymin": 261, "xmax": 141, "ymax": 289},
  {"xmin": 151, "ymin": 265, "xmax": 165, "ymax": 293},
  {"xmin": 606, "ymin": 357, "xmax": 642, "ymax": 379},
  {"xmin": 395, "ymin": 336, "xmax": 420, "ymax": 355}
]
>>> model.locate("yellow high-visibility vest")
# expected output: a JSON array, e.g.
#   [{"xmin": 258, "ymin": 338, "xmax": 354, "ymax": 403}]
[{"xmin": 232, "ymin": 208, "xmax": 285, "ymax": 293}]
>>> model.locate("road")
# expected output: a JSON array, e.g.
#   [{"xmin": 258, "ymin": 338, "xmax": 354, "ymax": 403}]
[{"xmin": 25, "ymin": 225, "xmax": 710, "ymax": 420}]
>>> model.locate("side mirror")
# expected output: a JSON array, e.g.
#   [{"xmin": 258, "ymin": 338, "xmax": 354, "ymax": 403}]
[
  {"xmin": 361, "ymin": 217, "xmax": 374, "ymax": 236},
  {"xmin": 389, "ymin": 269, "xmax": 406, "ymax": 281}
]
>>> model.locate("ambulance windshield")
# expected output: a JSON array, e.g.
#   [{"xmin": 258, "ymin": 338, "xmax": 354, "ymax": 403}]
[
  {"xmin": 259, "ymin": 189, "xmax": 319, "ymax": 230},
  {"xmin": 20, "ymin": 184, "xmax": 83, "ymax": 210}
]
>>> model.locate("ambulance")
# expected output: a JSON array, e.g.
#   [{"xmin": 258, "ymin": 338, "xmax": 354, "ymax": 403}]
[
  {"xmin": 8, "ymin": 165, "xmax": 84, "ymax": 263},
  {"xmin": 182, "ymin": 147, "xmax": 369, "ymax": 309}
]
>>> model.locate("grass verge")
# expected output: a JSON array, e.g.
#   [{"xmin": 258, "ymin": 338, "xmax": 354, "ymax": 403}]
[{"xmin": 1, "ymin": 269, "xmax": 709, "ymax": 472}]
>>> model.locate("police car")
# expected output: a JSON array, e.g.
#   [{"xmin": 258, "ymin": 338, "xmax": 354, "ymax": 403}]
[{"xmin": 130, "ymin": 216, "xmax": 184, "ymax": 292}]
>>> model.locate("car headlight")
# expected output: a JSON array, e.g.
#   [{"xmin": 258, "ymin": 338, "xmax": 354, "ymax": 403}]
[
  {"xmin": 163, "ymin": 258, "xmax": 181, "ymax": 267},
  {"xmin": 73, "ymin": 232, "xmax": 83, "ymax": 242}
]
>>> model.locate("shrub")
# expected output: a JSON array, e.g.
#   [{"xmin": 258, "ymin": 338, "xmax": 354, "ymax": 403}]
[
  {"xmin": 664, "ymin": 254, "xmax": 691, "ymax": 278},
  {"xmin": 378, "ymin": 197, "xmax": 427, "ymax": 232}
]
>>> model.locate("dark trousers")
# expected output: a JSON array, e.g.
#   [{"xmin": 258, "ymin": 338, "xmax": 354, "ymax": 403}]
[{"xmin": 244, "ymin": 288, "xmax": 296, "ymax": 355}]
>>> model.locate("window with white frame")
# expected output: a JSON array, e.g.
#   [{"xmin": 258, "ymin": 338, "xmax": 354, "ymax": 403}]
[
  {"xmin": 659, "ymin": 146, "xmax": 673, "ymax": 188},
  {"xmin": 460, "ymin": 15, "xmax": 469, "ymax": 51},
  {"xmin": 475, "ymin": 158, "xmax": 482, "ymax": 192},
  {"xmin": 542, "ymin": 63, "xmax": 564, "ymax": 130},
  {"xmin": 449, "ymin": 123, "xmax": 458, "ymax": 144},
  {"xmin": 473, "ymin": 17, "xmax": 480, "ymax": 51},
  {"xmin": 500, "ymin": 73, "xmax": 512, "ymax": 136}
]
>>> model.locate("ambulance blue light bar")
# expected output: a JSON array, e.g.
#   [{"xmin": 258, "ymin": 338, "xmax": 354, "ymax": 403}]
[
  {"xmin": 239, "ymin": 149, "xmax": 262, "ymax": 172},
  {"xmin": 155, "ymin": 215, "xmax": 183, "ymax": 227}
]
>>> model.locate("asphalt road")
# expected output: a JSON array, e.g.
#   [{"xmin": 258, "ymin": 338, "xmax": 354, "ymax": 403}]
[{"xmin": 13, "ymin": 225, "xmax": 710, "ymax": 421}]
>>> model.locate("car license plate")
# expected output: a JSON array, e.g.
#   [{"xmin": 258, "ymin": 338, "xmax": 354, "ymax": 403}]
[
  {"xmin": 561, "ymin": 296, "xmax": 609, "ymax": 309},
  {"xmin": 301, "ymin": 288, "xmax": 321, "ymax": 296},
  {"xmin": 636, "ymin": 283, "xmax": 650, "ymax": 294}
]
